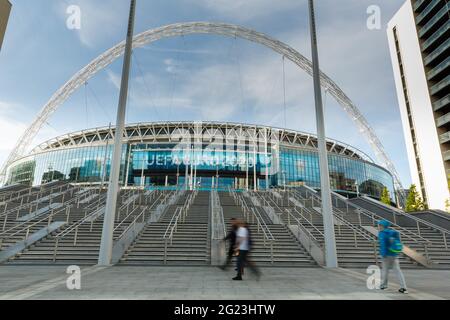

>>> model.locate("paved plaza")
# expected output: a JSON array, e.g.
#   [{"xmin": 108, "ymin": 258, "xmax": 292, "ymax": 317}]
[{"xmin": 0, "ymin": 265, "xmax": 449, "ymax": 300}]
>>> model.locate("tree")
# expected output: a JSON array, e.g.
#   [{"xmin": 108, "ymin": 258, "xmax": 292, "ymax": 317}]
[
  {"xmin": 380, "ymin": 187, "xmax": 392, "ymax": 206},
  {"xmin": 405, "ymin": 184, "xmax": 425, "ymax": 212}
]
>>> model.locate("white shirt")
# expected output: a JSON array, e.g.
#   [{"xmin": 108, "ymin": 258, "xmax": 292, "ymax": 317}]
[{"xmin": 237, "ymin": 227, "xmax": 249, "ymax": 251}]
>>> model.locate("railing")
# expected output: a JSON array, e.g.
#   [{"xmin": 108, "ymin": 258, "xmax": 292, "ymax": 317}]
[
  {"xmin": 162, "ymin": 191, "xmax": 197, "ymax": 264},
  {"xmin": 297, "ymin": 187, "xmax": 432, "ymax": 263},
  {"xmin": 0, "ymin": 184, "xmax": 81, "ymax": 222},
  {"xmin": 211, "ymin": 190, "xmax": 226, "ymax": 241},
  {"xmin": 0, "ymin": 187, "xmax": 99, "ymax": 233},
  {"xmin": 283, "ymin": 207, "xmax": 324, "ymax": 250},
  {"xmin": 114, "ymin": 192, "xmax": 165, "ymax": 241},
  {"xmin": 231, "ymin": 190, "xmax": 275, "ymax": 263},
  {"xmin": 0, "ymin": 185, "xmax": 34, "ymax": 202},
  {"xmin": 289, "ymin": 191, "xmax": 381, "ymax": 265},
  {"xmin": 0, "ymin": 183, "xmax": 74, "ymax": 214},
  {"xmin": 0, "ymin": 202, "xmax": 74, "ymax": 250},
  {"xmin": 356, "ymin": 195, "xmax": 450, "ymax": 250},
  {"xmin": 51, "ymin": 205, "xmax": 105, "ymax": 262}
]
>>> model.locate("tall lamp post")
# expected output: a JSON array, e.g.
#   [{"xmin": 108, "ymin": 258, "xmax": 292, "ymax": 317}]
[
  {"xmin": 98, "ymin": 0, "xmax": 137, "ymax": 266},
  {"xmin": 308, "ymin": 0, "xmax": 338, "ymax": 268}
]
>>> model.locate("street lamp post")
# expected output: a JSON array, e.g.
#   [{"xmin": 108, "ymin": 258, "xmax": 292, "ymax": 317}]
[
  {"xmin": 98, "ymin": 0, "xmax": 136, "ymax": 266},
  {"xmin": 308, "ymin": 0, "xmax": 338, "ymax": 268}
]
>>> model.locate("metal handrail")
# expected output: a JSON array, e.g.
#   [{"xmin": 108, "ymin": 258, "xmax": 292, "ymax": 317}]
[
  {"xmin": 284, "ymin": 188, "xmax": 382, "ymax": 264},
  {"xmin": 296, "ymin": 188, "xmax": 431, "ymax": 246},
  {"xmin": 114, "ymin": 193, "xmax": 164, "ymax": 240},
  {"xmin": 284, "ymin": 208, "xmax": 324, "ymax": 248},
  {"xmin": 358, "ymin": 194, "xmax": 450, "ymax": 242},
  {"xmin": 0, "ymin": 184, "xmax": 80, "ymax": 219},
  {"xmin": 231, "ymin": 190, "xmax": 275, "ymax": 263},
  {"xmin": 1, "ymin": 183, "xmax": 73, "ymax": 212},
  {"xmin": 51, "ymin": 204, "xmax": 105, "ymax": 261},
  {"xmin": 0, "ymin": 204, "xmax": 72, "ymax": 250},
  {"xmin": 211, "ymin": 190, "xmax": 226, "ymax": 240},
  {"xmin": 0, "ymin": 185, "xmax": 33, "ymax": 202},
  {"xmin": 286, "ymin": 207, "xmax": 324, "ymax": 242},
  {"xmin": 162, "ymin": 191, "xmax": 198, "ymax": 263},
  {"xmin": 296, "ymin": 187, "xmax": 430, "ymax": 264},
  {"xmin": 0, "ymin": 187, "xmax": 95, "ymax": 234}
]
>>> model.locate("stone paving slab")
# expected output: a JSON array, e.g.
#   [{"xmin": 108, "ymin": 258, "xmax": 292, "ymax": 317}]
[{"xmin": 0, "ymin": 266, "xmax": 448, "ymax": 300}]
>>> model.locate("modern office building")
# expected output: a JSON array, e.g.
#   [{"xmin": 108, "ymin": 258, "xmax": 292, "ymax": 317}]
[
  {"xmin": 387, "ymin": 0, "xmax": 449, "ymax": 210},
  {"xmin": 0, "ymin": 0, "xmax": 11, "ymax": 51},
  {"xmin": 4, "ymin": 122, "xmax": 396, "ymax": 202}
]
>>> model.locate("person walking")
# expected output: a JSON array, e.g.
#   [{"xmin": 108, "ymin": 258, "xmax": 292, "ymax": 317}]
[
  {"xmin": 220, "ymin": 218, "xmax": 238, "ymax": 270},
  {"xmin": 377, "ymin": 220, "xmax": 408, "ymax": 294},
  {"xmin": 233, "ymin": 219, "xmax": 260, "ymax": 281}
]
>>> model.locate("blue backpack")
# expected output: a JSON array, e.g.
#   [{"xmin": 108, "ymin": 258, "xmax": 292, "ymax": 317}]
[{"xmin": 388, "ymin": 230, "xmax": 403, "ymax": 254}]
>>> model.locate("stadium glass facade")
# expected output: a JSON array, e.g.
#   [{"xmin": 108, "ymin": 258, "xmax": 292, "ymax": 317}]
[{"xmin": 5, "ymin": 122, "xmax": 396, "ymax": 201}]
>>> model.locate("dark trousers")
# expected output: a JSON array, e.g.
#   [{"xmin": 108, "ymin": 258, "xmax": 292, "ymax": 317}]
[
  {"xmin": 236, "ymin": 250, "xmax": 259, "ymax": 277},
  {"xmin": 222, "ymin": 245, "xmax": 235, "ymax": 268}
]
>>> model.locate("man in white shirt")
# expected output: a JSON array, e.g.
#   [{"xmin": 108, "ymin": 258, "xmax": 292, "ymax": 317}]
[{"xmin": 233, "ymin": 220, "xmax": 260, "ymax": 281}]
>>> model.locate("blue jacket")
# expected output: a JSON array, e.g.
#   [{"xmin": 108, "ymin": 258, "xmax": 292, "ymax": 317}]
[{"xmin": 378, "ymin": 228, "xmax": 400, "ymax": 257}]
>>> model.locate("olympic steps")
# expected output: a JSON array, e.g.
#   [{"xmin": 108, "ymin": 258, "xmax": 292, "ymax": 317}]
[
  {"xmin": 220, "ymin": 192, "xmax": 316, "ymax": 268},
  {"xmin": 285, "ymin": 188, "xmax": 423, "ymax": 269},
  {"xmin": 120, "ymin": 191, "xmax": 210, "ymax": 266},
  {"xmin": 4, "ymin": 189, "xmax": 154, "ymax": 265}
]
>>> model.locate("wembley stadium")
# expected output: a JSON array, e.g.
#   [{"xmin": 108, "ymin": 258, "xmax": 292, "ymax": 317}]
[{"xmin": 4, "ymin": 121, "xmax": 395, "ymax": 202}]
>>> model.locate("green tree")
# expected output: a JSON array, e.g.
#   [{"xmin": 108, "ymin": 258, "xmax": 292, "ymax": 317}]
[
  {"xmin": 405, "ymin": 184, "xmax": 425, "ymax": 212},
  {"xmin": 380, "ymin": 187, "xmax": 392, "ymax": 206}
]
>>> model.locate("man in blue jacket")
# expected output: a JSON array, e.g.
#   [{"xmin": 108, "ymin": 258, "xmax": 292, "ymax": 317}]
[{"xmin": 378, "ymin": 220, "xmax": 408, "ymax": 293}]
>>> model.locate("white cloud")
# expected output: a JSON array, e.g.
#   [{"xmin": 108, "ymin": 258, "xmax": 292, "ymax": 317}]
[
  {"xmin": 56, "ymin": 0, "xmax": 128, "ymax": 48},
  {"xmin": 0, "ymin": 102, "xmax": 61, "ymax": 169},
  {"xmin": 0, "ymin": 102, "xmax": 28, "ymax": 167}
]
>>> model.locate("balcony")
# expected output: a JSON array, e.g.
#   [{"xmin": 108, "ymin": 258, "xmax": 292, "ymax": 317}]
[
  {"xmin": 434, "ymin": 94, "xmax": 450, "ymax": 112},
  {"xmin": 443, "ymin": 150, "xmax": 450, "ymax": 161},
  {"xmin": 440, "ymin": 132, "xmax": 450, "ymax": 143},
  {"xmin": 419, "ymin": 6, "xmax": 449, "ymax": 39},
  {"xmin": 437, "ymin": 113, "xmax": 450, "ymax": 127},
  {"xmin": 427, "ymin": 56, "xmax": 450, "ymax": 81},
  {"xmin": 424, "ymin": 38, "xmax": 450, "ymax": 66},
  {"xmin": 413, "ymin": 0, "xmax": 428, "ymax": 12},
  {"xmin": 422, "ymin": 20, "xmax": 450, "ymax": 52},
  {"xmin": 416, "ymin": 0, "xmax": 443, "ymax": 25},
  {"xmin": 431, "ymin": 75, "xmax": 450, "ymax": 95}
]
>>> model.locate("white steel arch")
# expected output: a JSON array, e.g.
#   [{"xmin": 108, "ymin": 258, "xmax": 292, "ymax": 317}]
[{"xmin": 0, "ymin": 22, "xmax": 405, "ymax": 196}]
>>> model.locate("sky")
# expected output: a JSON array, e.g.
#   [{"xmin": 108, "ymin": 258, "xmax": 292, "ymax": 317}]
[{"xmin": 0, "ymin": 0, "xmax": 411, "ymax": 186}]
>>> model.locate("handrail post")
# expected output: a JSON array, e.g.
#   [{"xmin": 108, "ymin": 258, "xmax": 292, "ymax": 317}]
[
  {"xmin": 74, "ymin": 227, "xmax": 78, "ymax": 246},
  {"xmin": 2, "ymin": 215, "xmax": 7, "ymax": 231},
  {"xmin": 164, "ymin": 239, "xmax": 168, "ymax": 264},
  {"xmin": 48, "ymin": 213, "xmax": 53, "ymax": 227},
  {"xmin": 424, "ymin": 244, "xmax": 430, "ymax": 263},
  {"xmin": 373, "ymin": 242, "xmax": 379, "ymax": 266},
  {"xmin": 271, "ymin": 242, "xmax": 274, "ymax": 264},
  {"xmin": 416, "ymin": 221, "xmax": 421, "ymax": 237},
  {"xmin": 53, "ymin": 239, "xmax": 59, "ymax": 262},
  {"xmin": 443, "ymin": 231, "xmax": 448, "ymax": 250}
]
